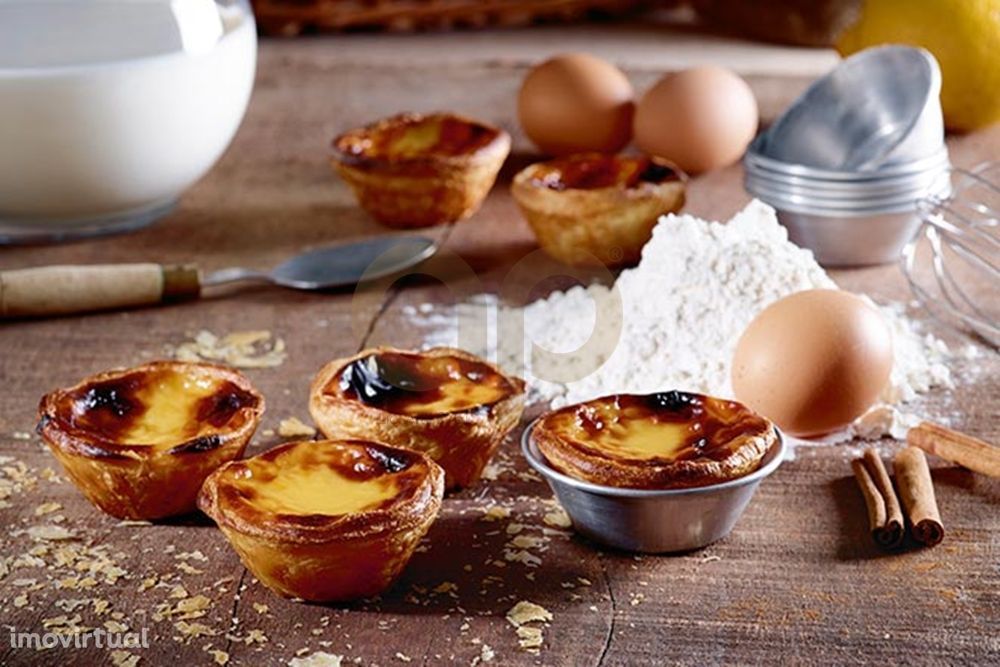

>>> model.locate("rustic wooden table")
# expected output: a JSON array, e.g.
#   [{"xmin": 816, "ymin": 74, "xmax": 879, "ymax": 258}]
[{"xmin": 1, "ymin": 30, "xmax": 998, "ymax": 667}]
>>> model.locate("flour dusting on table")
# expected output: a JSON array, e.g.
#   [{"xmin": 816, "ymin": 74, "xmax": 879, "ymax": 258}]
[{"xmin": 405, "ymin": 201, "xmax": 956, "ymax": 448}]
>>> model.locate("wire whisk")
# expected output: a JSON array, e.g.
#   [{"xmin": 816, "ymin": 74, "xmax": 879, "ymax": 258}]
[{"xmin": 902, "ymin": 162, "xmax": 1000, "ymax": 348}]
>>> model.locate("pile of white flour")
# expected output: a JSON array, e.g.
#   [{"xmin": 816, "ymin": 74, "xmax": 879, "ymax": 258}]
[{"xmin": 407, "ymin": 200, "xmax": 957, "ymax": 442}]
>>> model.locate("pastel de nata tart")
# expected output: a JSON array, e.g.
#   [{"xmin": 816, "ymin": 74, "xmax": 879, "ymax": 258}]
[
  {"xmin": 532, "ymin": 391, "xmax": 776, "ymax": 489},
  {"xmin": 332, "ymin": 112, "xmax": 511, "ymax": 228},
  {"xmin": 309, "ymin": 347, "xmax": 526, "ymax": 490},
  {"xmin": 511, "ymin": 153, "xmax": 686, "ymax": 268},
  {"xmin": 198, "ymin": 439, "xmax": 444, "ymax": 602},
  {"xmin": 37, "ymin": 361, "xmax": 264, "ymax": 520}
]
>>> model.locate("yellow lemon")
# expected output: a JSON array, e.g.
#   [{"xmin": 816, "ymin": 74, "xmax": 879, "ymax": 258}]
[{"xmin": 837, "ymin": 0, "xmax": 1000, "ymax": 132}]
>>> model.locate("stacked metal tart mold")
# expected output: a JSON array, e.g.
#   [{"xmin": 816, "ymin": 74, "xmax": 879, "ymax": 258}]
[{"xmin": 744, "ymin": 45, "xmax": 952, "ymax": 267}]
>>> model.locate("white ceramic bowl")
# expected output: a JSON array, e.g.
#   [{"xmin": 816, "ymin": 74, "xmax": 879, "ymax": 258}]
[{"xmin": 0, "ymin": 1, "xmax": 257, "ymax": 243}]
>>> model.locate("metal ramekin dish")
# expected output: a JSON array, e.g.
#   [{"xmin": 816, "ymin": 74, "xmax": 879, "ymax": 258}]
[
  {"xmin": 521, "ymin": 420, "xmax": 786, "ymax": 554},
  {"xmin": 746, "ymin": 171, "xmax": 952, "ymax": 266},
  {"xmin": 745, "ymin": 135, "xmax": 949, "ymax": 182}
]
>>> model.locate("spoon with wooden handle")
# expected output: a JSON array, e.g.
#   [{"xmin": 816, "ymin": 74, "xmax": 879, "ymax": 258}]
[{"xmin": 0, "ymin": 235, "xmax": 437, "ymax": 319}]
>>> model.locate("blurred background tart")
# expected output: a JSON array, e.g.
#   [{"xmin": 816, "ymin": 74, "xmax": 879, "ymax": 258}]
[
  {"xmin": 332, "ymin": 112, "xmax": 511, "ymax": 228},
  {"xmin": 511, "ymin": 153, "xmax": 686, "ymax": 268}
]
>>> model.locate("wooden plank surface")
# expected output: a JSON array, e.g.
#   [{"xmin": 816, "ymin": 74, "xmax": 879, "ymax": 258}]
[{"xmin": 1, "ymin": 33, "xmax": 998, "ymax": 667}]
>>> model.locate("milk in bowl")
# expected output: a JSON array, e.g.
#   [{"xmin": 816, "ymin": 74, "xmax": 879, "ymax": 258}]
[{"xmin": 0, "ymin": 0, "xmax": 257, "ymax": 242}]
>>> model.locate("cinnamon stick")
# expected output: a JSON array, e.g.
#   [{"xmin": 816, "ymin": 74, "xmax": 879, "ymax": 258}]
[
  {"xmin": 851, "ymin": 449, "xmax": 904, "ymax": 549},
  {"xmin": 907, "ymin": 421, "xmax": 1000, "ymax": 478},
  {"xmin": 893, "ymin": 446, "xmax": 944, "ymax": 547}
]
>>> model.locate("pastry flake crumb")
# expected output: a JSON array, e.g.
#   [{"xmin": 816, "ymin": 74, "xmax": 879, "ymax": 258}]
[
  {"xmin": 278, "ymin": 417, "xmax": 317, "ymax": 439},
  {"xmin": 288, "ymin": 652, "xmax": 344, "ymax": 667},
  {"xmin": 103, "ymin": 620, "xmax": 128, "ymax": 633},
  {"xmin": 253, "ymin": 602, "xmax": 269, "ymax": 615},
  {"xmin": 110, "ymin": 651, "xmax": 141, "ymax": 667},
  {"xmin": 509, "ymin": 535, "xmax": 546, "ymax": 550},
  {"xmin": 542, "ymin": 508, "xmax": 572, "ymax": 529},
  {"xmin": 170, "ymin": 330, "xmax": 287, "ymax": 369},
  {"xmin": 506, "ymin": 601, "xmax": 552, "ymax": 626},
  {"xmin": 33, "ymin": 501, "xmax": 62, "ymax": 516},
  {"xmin": 503, "ymin": 550, "xmax": 541, "ymax": 567},
  {"xmin": 174, "ymin": 620, "xmax": 217, "ymax": 639},
  {"xmin": 630, "ymin": 592, "xmax": 645, "ymax": 606},
  {"xmin": 432, "ymin": 581, "xmax": 458, "ymax": 595},
  {"xmin": 244, "ymin": 629, "xmax": 268, "ymax": 645},
  {"xmin": 515, "ymin": 626, "xmax": 543, "ymax": 652},
  {"xmin": 395, "ymin": 653, "xmax": 412, "ymax": 662},
  {"xmin": 175, "ymin": 594, "xmax": 212, "ymax": 618},
  {"xmin": 480, "ymin": 506, "xmax": 510, "ymax": 522},
  {"xmin": 506, "ymin": 600, "xmax": 552, "ymax": 653},
  {"xmin": 480, "ymin": 452, "xmax": 515, "ymax": 481},
  {"xmin": 26, "ymin": 524, "xmax": 76, "ymax": 541},
  {"xmin": 505, "ymin": 523, "xmax": 525, "ymax": 535},
  {"xmin": 208, "ymin": 649, "xmax": 230, "ymax": 665},
  {"xmin": 470, "ymin": 643, "xmax": 495, "ymax": 665}
]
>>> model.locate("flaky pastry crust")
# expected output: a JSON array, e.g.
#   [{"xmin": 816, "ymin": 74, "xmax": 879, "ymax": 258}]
[
  {"xmin": 309, "ymin": 347, "xmax": 526, "ymax": 490},
  {"xmin": 332, "ymin": 112, "xmax": 511, "ymax": 228},
  {"xmin": 532, "ymin": 391, "xmax": 776, "ymax": 489},
  {"xmin": 37, "ymin": 360, "xmax": 264, "ymax": 520},
  {"xmin": 197, "ymin": 439, "xmax": 444, "ymax": 602},
  {"xmin": 511, "ymin": 153, "xmax": 686, "ymax": 267}
]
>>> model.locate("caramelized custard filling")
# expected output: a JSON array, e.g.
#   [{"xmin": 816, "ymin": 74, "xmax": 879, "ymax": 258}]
[
  {"xmin": 545, "ymin": 391, "xmax": 769, "ymax": 463},
  {"xmin": 340, "ymin": 114, "xmax": 499, "ymax": 159},
  {"xmin": 60, "ymin": 367, "xmax": 258, "ymax": 449},
  {"xmin": 334, "ymin": 351, "xmax": 515, "ymax": 418},
  {"xmin": 229, "ymin": 442, "xmax": 419, "ymax": 517},
  {"xmin": 530, "ymin": 154, "xmax": 681, "ymax": 191}
]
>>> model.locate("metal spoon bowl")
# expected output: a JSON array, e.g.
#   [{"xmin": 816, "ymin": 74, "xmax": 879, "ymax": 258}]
[{"xmin": 203, "ymin": 235, "xmax": 438, "ymax": 290}]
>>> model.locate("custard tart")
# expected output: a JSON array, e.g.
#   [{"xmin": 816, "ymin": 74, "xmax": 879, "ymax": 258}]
[
  {"xmin": 532, "ymin": 391, "xmax": 776, "ymax": 489},
  {"xmin": 37, "ymin": 361, "xmax": 264, "ymax": 520},
  {"xmin": 332, "ymin": 112, "xmax": 511, "ymax": 228},
  {"xmin": 309, "ymin": 347, "xmax": 526, "ymax": 489},
  {"xmin": 511, "ymin": 153, "xmax": 686, "ymax": 268},
  {"xmin": 198, "ymin": 439, "xmax": 444, "ymax": 602}
]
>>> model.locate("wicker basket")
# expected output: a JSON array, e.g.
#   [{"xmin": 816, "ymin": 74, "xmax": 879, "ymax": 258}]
[
  {"xmin": 251, "ymin": 0, "xmax": 644, "ymax": 36},
  {"xmin": 690, "ymin": 0, "xmax": 861, "ymax": 47}
]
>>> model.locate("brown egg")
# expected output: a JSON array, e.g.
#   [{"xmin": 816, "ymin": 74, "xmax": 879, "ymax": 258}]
[
  {"xmin": 634, "ymin": 66, "xmax": 758, "ymax": 174},
  {"xmin": 731, "ymin": 289, "xmax": 894, "ymax": 438},
  {"xmin": 518, "ymin": 53, "xmax": 634, "ymax": 156}
]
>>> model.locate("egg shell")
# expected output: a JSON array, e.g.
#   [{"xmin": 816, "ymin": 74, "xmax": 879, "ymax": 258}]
[
  {"xmin": 731, "ymin": 289, "xmax": 894, "ymax": 438},
  {"xmin": 518, "ymin": 53, "xmax": 634, "ymax": 156},
  {"xmin": 634, "ymin": 66, "xmax": 758, "ymax": 174}
]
